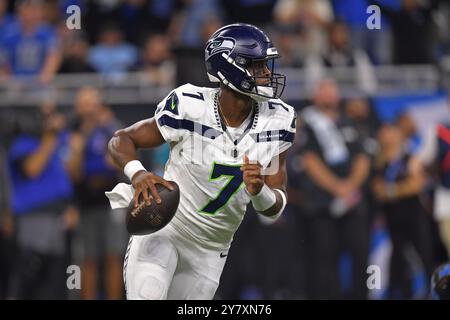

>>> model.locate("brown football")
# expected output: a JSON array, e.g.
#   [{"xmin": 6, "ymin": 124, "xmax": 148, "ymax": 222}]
[{"xmin": 126, "ymin": 181, "xmax": 180, "ymax": 235}]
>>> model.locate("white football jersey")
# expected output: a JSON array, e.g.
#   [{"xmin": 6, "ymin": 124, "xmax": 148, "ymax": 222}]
[{"xmin": 154, "ymin": 83, "xmax": 296, "ymax": 249}]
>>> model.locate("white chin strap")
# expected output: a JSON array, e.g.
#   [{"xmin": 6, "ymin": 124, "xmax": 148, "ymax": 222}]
[{"xmin": 254, "ymin": 86, "xmax": 274, "ymax": 101}]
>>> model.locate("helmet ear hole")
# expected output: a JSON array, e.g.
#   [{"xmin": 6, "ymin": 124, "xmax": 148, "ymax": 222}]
[
  {"xmin": 235, "ymin": 56, "xmax": 249, "ymax": 66},
  {"xmin": 241, "ymin": 80, "xmax": 253, "ymax": 90}
]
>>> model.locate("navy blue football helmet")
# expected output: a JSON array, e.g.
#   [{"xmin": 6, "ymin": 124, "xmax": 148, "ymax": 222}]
[
  {"xmin": 431, "ymin": 262, "xmax": 450, "ymax": 300},
  {"xmin": 205, "ymin": 23, "xmax": 286, "ymax": 102}
]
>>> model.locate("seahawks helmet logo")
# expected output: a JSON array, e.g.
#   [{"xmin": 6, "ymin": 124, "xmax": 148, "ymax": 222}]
[{"xmin": 205, "ymin": 36, "xmax": 235, "ymax": 58}]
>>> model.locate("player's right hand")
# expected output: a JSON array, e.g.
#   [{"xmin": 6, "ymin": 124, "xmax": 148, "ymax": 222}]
[{"xmin": 131, "ymin": 171, "xmax": 174, "ymax": 208}]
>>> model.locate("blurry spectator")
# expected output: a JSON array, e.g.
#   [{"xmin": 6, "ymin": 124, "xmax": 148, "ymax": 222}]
[
  {"xmin": 68, "ymin": 87, "xmax": 127, "ymax": 300},
  {"xmin": 88, "ymin": 22, "xmax": 138, "ymax": 81},
  {"xmin": 145, "ymin": 0, "xmax": 181, "ymax": 34},
  {"xmin": 137, "ymin": 34, "xmax": 175, "ymax": 87},
  {"xmin": 84, "ymin": 0, "xmax": 122, "ymax": 44},
  {"xmin": 174, "ymin": 17, "xmax": 222, "ymax": 87},
  {"xmin": 59, "ymin": 32, "xmax": 95, "ymax": 74},
  {"xmin": 255, "ymin": 118, "xmax": 307, "ymax": 299},
  {"xmin": 345, "ymin": 97, "xmax": 381, "ymax": 158},
  {"xmin": 59, "ymin": 0, "xmax": 86, "ymax": 14},
  {"xmin": 271, "ymin": 23, "xmax": 304, "ymax": 68},
  {"xmin": 273, "ymin": 0, "xmax": 333, "ymax": 58},
  {"xmin": 0, "ymin": 0, "xmax": 16, "ymax": 34},
  {"xmin": 170, "ymin": 0, "xmax": 223, "ymax": 48},
  {"xmin": 433, "ymin": 0, "xmax": 450, "ymax": 58},
  {"xmin": 85, "ymin": 0, "xmax": 173, "ymax": 46},
  {"xmin": 370, "ymin": 0, "xmax": 436, "ymax": 64},
  {"xmin": 116, "ymin": 0, "xmax": 148, "ymax": 45},
  {"xmin": 0, "ymin": 107, "xmax": 18, "ymax": 293},
  {"xmin": 220, "ymin": 0, "xmax": 277, "ymax": 27},
  {"xmin": 0, "ymin": 134, "xmax": 13, "ymax": 299},
  {"xmin": 298, "ymin": 79, "xmax": 370, "ymax": 299},
  {"xmin": 0, "ymin": 0, "xmax": 61, "ymax": 84},
  {"xmin": 396, "ymin": 112, "xmax": 421, "ymax": 154},
  {"xmin": 331, "ymin": 0, "xmax": 394, "ymax": 65},
  {"xmin": 305, "ymin": 20, "xmax": 377, "ymax": 95},
  {"xmin": 419, "ymin": 100, "xmax": 450, "ymax": 262},
  {"xmin": 345, "ymin": 97, "xmax": 381, "ymax": 224},
  {"xmin": 6, "ymin": 103, "xmax": 77, "ymax": 299},
  {"xmin": 0, "ymin": 0, "xmax": 16, "ymax": 77},
  {"xmin": 262, "ymin": 113, "xmax": 307, "ymax": 299},
  {"xmin": 0, "ymin": 0, "xmax": 15, "ymax": 79},
  {"xmin": 344, "ymin": 97, "xmax": 381, "ymax": 234},
  {"xmin": 199, "ymin": 16, "xmax": 224, "ymax": 45},
  {"xmin": 41, "ymin": 0, "xmax": 60, "ymax": 25},
  {"xmin": 373, "ymin": 124, "xmax": 432, "ymax": 299}
]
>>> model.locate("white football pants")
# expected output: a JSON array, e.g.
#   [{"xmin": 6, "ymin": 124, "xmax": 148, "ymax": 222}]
[{"xmin": 123, "ymin": 223, "xmax": 229, "ymax": 300}]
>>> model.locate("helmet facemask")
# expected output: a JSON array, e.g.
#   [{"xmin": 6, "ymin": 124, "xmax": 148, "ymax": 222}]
[
  {"xmin": 221, "ymin": 53, "xmax": 286, "ymax": 102},
  {"xmin": 242, "ymin": 56, "xmax": 286, "ymax": 101}
]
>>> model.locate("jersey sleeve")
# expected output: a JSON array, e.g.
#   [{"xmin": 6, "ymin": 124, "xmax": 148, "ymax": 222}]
[
  {"xmin": 154, "ymin": 83, "xmax": 209, "ymax": 143},
  {"xmin": 154, "ymin": 83, "xmax": 210, "ymax": 144},
  {"xmin": 257, "ymin": 100, "xmax": 298, "ymax": 164},
  {"xmin": 153, "ymin": 85, "xmax": 187, "ymax": 143},
  {"xmin": 278, "ymin": 106, "xmax": 297, "ymax": 155},
  {"xmin": 268, "ymin": 100, "xmax": 297, "ymax": 157}
]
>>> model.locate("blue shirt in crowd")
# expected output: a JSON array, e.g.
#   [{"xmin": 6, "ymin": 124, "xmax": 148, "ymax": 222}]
[
  {"xmin": 0, "ymin": 22, "xmax": 58, "ymax": 76},
  {"xmin": 332, "ymin": 0, "xmax": 399, "ymax": 27},
  {"xmin": 8, "ymin": 133, "xmax": 73, "ymax": 215},
  {"xmin": 83, "ymin": 125, "xmax": 118, "ymax": 178},
  {"xmin": 0, "ymin": 14, "xmax": 16, "ymax": 35},
  {"xmin": 88, "ymin": 43, "xmax": 137, "ymax": 75}
]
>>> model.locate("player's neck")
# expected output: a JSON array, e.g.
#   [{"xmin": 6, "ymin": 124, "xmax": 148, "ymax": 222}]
[{"xmin": 218, "ymin": 88, "xmax": 253, "ymax": 128}]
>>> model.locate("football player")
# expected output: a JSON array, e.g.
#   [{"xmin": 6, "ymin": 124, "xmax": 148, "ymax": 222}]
[{"xmin": 108, "ymin": 23, "xmax": 297, "ymax": 299}]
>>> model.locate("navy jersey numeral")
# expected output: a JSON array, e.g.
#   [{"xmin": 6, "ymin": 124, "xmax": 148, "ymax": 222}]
[
  {"xmin": 199, "ymin": 163, "xmax": 244, "ymax": 215},
  {"xmin": 182, "ymin": 92, "xmax": 204, "ymax": 100},
  {"xmin": 268, "ymin": 101, "xmax": 289, "ymax": 112}
]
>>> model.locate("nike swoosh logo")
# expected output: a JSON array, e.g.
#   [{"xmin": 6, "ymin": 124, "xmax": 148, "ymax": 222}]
[
  {"xmin": 220, "ymin": 252, "xmax": 228, "ymax": 258},
  {"xmin": 171, "ymin": 96, "xmax": 176, "ymax": 110}
]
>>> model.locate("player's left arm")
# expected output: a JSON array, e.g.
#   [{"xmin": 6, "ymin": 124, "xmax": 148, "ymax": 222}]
[{"xmin": 241, "ymin": 150, "xmax": 288, "ymax": 219}]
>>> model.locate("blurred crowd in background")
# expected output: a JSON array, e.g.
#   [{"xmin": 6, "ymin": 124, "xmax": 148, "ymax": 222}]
[{"xmin": 0, "ymin": 0, "xmax": 450, "ymax": 300}]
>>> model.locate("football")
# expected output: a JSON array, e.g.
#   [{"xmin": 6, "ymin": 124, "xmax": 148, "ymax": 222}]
[{"xmin": 126, "ymin": 181, "xmax": 180, "ymax": 235}]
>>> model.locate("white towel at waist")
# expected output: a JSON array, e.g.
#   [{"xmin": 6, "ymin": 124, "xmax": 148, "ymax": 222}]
[{"xmin": 105, "ymin": 183, "xmax": 135, "ymax": 209}]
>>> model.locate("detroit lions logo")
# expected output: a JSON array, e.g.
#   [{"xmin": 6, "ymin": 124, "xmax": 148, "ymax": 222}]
[{"xmin": 205, "ymin": 36, "xmax": 235, "ymax": 58}]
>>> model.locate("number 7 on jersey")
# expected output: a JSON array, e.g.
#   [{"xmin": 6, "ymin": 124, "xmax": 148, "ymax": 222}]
[{"xmin": 199, "ymin": 163, "xmax": 244, "ymax": 215}]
